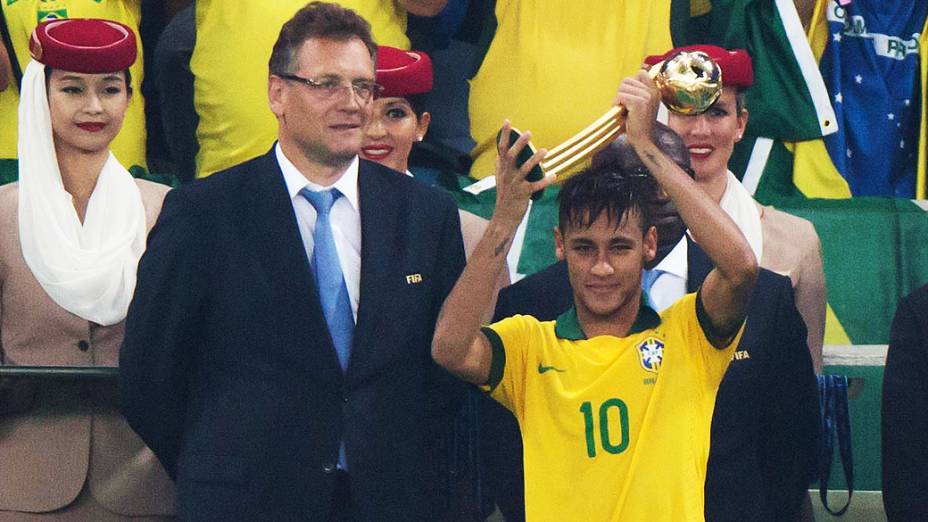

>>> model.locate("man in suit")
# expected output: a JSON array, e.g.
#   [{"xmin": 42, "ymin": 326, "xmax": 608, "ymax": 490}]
[
  {"xmin": 120, "ymin": 3, "xmax": 466, "ymax": 520},
  {"xmin": 481, "ymin": 125, "xmax": 820, "ymax": 521},
  {"xmin": 882, "ymin": 282, "xmax": 928, "ymax": 521}
]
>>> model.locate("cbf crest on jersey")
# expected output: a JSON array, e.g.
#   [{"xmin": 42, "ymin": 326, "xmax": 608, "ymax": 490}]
[{"xmin": 637, "ymin": 336, "xmax": 664, "ymax": 373}]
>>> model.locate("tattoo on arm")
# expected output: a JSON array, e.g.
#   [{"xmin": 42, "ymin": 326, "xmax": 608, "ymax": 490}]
[
  {"xmin": 643, "ymin": 150, "xmax": 674, "ymax": 173},
  {"xmin": 494, "ymin": 237, "xmax": 510, "ymax": 257}
]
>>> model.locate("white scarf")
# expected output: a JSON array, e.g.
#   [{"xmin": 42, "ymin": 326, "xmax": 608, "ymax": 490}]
[
  {"xmin": 17, "ymin": 61, "xmax": 147, "ymax": 326},
  {"xmin": 717, "ymin": 170, "xmax": 764, "ymax": 262}
]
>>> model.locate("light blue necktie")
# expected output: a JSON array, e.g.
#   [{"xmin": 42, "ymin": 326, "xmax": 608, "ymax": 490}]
[
  {"xmin": 641, "ymin": 269, "xmax": 664, "ymax": 305},
  {"xmin": 300, "ymin": 188, "xmax": 354, "ymax": 373},
  {"xmin": 302, "ymin": 188, "xmax": 353, "ymax": 470}
]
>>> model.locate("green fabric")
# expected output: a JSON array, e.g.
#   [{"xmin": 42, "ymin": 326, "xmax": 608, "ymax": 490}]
[
  {"xmin": 821, "ymin": 365, "xmax": 884, "ymax": 491},
  {"xmin": 481, "ymin": 326, "xmax": 507, "ymax": 392},
  {"xmin": 519, "ymin": 186, "xmax": 561, "ymax": 274},
  {"xmin": 449, "ymin": 172, "xmax": 561, "ymax": 275},
  {"xmin": 554, "ymin": 299, "xmax": 661, "ymax": 341},
  {"xmin": 776, "ymin": 198, "xmax": 928, "ymax": 344},
  {"xmin": 0, "ymin": 159, "xmax": 17, "ymax": 186},
  {"xmin": 669, "ymin": 0, "xmax": 827, "ymax": 141},
  {"xmin": 737, "ymin": 137, "xmax": 810, "ymax": 203},
  {"xmin": 128, "ymin": 165, "xmax": 180, "ymax": 188}
]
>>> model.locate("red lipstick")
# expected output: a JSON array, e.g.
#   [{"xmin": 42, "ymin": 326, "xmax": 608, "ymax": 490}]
[{"xmin": 76, "ymin": 122, "xmax": 105, "ymax": 132}]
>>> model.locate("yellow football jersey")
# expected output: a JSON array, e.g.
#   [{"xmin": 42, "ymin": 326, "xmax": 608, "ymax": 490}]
[
  {"xmin": 0, "ymin": 0, "xmax": 146, "ymax": 167},
  {"xmin": 482, "ymin": 293, "xmax": 740, "ymax": 521}
]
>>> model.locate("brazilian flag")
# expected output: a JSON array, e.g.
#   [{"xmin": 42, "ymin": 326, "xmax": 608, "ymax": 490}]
[
  {"xmin": 669, "ymin": 0, "xmax": 928, "ymax": 201},
  {"xmin": 664, "ymin": 0, "xmax": 928, "ymax": 345}
]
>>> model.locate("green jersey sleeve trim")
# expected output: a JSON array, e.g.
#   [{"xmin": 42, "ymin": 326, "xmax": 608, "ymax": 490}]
[{"xmin": 481, "ymin": 326, "xmax": 506, "ymax": 392}]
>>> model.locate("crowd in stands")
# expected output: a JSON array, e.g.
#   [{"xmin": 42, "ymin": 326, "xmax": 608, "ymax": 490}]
[{"xmin": 0, "ymin": 0, "xmax": 925, "ymax": 520}]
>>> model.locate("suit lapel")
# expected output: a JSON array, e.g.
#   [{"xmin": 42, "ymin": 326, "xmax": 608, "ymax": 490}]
[
  {"xmin": 241, "ymin": 150, "xmax": 343, "ymax": 375},
  {"xmin": 686, "ymin": 236, "xmax": 713, "ymax": 291},
  {"xmin": 349, "ymin": 162, "xmax": 401, "ymax": 379}
]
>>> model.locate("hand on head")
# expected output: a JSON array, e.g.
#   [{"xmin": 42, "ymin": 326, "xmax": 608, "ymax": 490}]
[{"xmin": 492, "ymin": 120, "xmax": 549, "ymax": 226}]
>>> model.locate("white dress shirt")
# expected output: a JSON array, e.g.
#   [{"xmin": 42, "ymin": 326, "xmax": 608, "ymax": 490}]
[
  {"xmin": 645, "ymin": 236, "xmax": 688, "ymax": 312},
  {"xmin": 647, "ymin": 172, "xmax": 764, "ymax": 313},
  {"xmin": 276, "ymin": 144, "xmax": 361, "ymax": 321}
]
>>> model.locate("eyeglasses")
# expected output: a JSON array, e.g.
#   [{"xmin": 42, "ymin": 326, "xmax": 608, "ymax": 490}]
[{"xmin": 276, "ymin": 73, "xmax": 383, "ymax": 102}]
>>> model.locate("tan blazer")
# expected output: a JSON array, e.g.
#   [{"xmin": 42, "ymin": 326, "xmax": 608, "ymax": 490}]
[
  {"xmin": 0, "ymin": 180, "xmax": 175, "ymax": 515},
  {"xmin": 757, "ymin": 202, "xmax": 826, "ymax": 372},
  {"xmin": 459, "ymin": 209, "xmax": 510, "ymax": 322}
]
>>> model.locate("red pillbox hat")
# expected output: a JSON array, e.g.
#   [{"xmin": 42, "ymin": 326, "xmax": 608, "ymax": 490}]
[
  {"xmin": 376, "ymin": 46, "xmax": 433, "ymax": 98},
  {"xmin": 29, "ymin": 18, "xmax": 137, "ymax": 73}
]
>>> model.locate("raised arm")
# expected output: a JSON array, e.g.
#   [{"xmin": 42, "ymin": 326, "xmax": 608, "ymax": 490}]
[
  {"xmin": 431, "ymin": 123, "xmax": 548, "ymax": 384},
  {"xmin": 617, "ymin": 71, "xmax": 758, "ymax": 345}
]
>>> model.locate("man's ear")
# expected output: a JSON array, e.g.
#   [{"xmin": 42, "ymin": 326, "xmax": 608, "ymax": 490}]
[
  {"xmin": 554, "ymin": 226, "xmax": 566, "ymax": 261},
  {"xmin": 268, "ymin": 75, "xmax": 286, "ymax": 117},
  {"xmin": 643, "ymin": 225, "xmax": 657, "ymax": 263}
]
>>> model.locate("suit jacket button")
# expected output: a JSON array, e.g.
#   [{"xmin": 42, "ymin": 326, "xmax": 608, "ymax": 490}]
[
  {"xmin": 342, "ymin": 396, "xmax": 349, "ymax": 404},
  {"xmin": 322, "ymin": 464, "xmax": 336, "ymax": 474},
  {"xmin": 77, "ymin": 340, "xmax": 90, "ymax": 352}
]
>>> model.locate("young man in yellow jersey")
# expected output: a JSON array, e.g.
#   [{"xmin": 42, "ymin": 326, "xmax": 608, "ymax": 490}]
[{"xmin": 432, "ymin": 71, "xmax": 759, "ymax": 521}]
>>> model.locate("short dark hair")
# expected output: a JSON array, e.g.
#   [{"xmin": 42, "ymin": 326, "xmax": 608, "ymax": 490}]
[
  {"xmin": 44, "ymin": 67, "xmax": 133, "ymax": 95},
  {"xmin": 591, "ymin": 121, "xmax": 690, "ymax": 175},
  {"xmin": 557, "ymin": 165, "xmax": 653, "ymax": 236},
  {"xmin": 268, "ymin": 1, "xmax": 377, "ymax": 76}
]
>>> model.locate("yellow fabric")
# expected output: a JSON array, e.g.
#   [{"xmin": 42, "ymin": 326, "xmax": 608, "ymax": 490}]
[
  {"xmin": 191, "ymin": 0, "xmax": 410, "ymax": 177},
  {"xmin": 788, "ymin": 0, "xmax": 851, "ymax": 199},
  {"xmin": 467, "ymin": 0, "xmax": 673, "ymax": 179},
  {"xmin": 0, "ymin": 85, "xmax": 18, "ymax": 158},
  {"xmin": 789, "ymin": 139, "xmax": 852, "ymax": 198},
  {"xmin": 824, "ymin": 302, "xmax": 851, "ymax": 346},
  {"xmin": 690, "ymin": 0, "xmax": 712, "ymax": 17},
  {"xmin": 807, "ymin": 0, "xmax": 830, "ymax": 61},
  {"xmin": 0, "ymin": 0, "xmax": 146, "ymax": 168},
  {"xmin": 484, "ymin": 294, "xmax": 738, "ymax": 522},
  {"xmin": 917, "ymin": 15, "xmax": 927, "ymax": 199}
]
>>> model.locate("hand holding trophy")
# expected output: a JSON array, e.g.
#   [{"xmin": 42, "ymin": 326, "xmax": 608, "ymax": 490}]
[{"xmin": 498, "ymin": 50, "xmax": 722, "ymax": 198}]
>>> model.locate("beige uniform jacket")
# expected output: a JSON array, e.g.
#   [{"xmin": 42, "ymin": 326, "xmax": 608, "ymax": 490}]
[
  {"xmin": 757, "ymin": 202, "xmax": 826, "ymax": 372},
  {"xmin": 0, "ymin": 180, "xmax": 175, "ymax": 516}
]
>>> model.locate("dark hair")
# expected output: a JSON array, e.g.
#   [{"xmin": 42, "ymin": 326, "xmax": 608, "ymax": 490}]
[
  {"xmin": 735, "ymin": 88, "xmax": 747, "ymax": 114},
  {"xmin": 591, "ymin": 122, "xmax": 690, "ymax": 175},
  {"xmin": 268, "ymin": 1, "xmax": 377, "ymax": 76},
  {"xmin": 557, "ymin": 165, "xmax": 653, "ymax": 236},
  {"xmin": 404, "ymin": 93, "xmax": 427, "ymax": 118},
  {"xmin": 44, "ymin": 67, "xmax": 133, "ymax": 95}
]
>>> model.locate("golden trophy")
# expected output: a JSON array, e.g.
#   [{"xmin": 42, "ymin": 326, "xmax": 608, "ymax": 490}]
[{"xmin": 499, "ymin": 50, "xmax": 722, "ymax": 198}]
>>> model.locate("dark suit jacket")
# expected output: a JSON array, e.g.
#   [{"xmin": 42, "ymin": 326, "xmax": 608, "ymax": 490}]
[
  {"xmin": 882, "ymin": 282, "xmax": 928, "ymax": 521},
  {"xmin": 120, "ymin": 150, "xmax": 467, "ymax": 521},
  {"xmin": 483, "ymin": 239, "xmax": 820, "ymax": 522}
]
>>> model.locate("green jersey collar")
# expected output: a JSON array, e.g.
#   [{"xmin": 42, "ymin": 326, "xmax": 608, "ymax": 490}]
[{"xmin": 554, "ymin": 294, "xmax": 661, "ymax": 340}]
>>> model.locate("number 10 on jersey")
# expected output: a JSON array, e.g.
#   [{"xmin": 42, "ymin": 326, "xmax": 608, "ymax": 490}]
[{"xmin": 580, "ymin": 399, "xmax": 630, "ymax": 458}]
